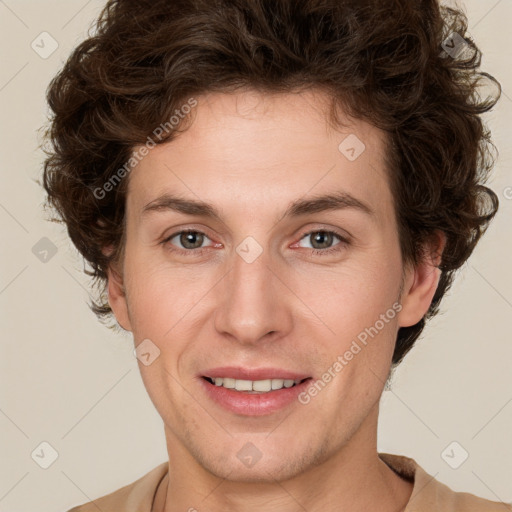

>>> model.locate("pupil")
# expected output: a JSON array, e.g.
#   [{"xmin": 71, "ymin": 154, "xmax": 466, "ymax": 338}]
[
  {"xmin": 181, "ymin": 231, "xmax": 203, "ymax": 249},
  {"xmin": 179, "ymin": 232, "xmax": 331, "ymax": 250},
  {"xmin": 312, "ymin": 231, "xmax": 332, "ymax": 249}
]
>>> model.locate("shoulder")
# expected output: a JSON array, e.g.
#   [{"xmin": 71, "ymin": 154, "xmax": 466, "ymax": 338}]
[
  {"xmin": 66, "ymin": 462, "xmax": 168, "ymax": 512},
  {"xmin": 445, "ymin": 489, "xmax": 512, "ymax": 512},
  {"xmin": 379, "ymin": 453, "xmax": 511, "ymax": 512}
]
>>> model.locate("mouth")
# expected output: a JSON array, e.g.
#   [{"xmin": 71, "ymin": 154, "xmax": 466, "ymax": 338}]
[
  {"xmin": 202, "ymin": 376, "xmax": 311, "ymax": 393},
  {"xmin": 199, "ymin": 369, "xmax": 313, "ymax": 416}
]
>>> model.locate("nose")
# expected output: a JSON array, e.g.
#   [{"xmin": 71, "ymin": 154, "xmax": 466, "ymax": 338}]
[{"xmin": 213, "ymin": 246, "xmax": 293, "ymax": 346}]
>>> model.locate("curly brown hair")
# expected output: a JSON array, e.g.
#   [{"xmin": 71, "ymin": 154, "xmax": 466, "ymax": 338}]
[{"xmin": 42, "ymin": 0, "xmax": 500, "ymax": 367}]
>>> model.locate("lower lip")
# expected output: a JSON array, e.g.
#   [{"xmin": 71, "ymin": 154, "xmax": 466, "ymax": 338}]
[{"xmin": 200, "ymin": 377, "xmax": 312, "ymax": 416}]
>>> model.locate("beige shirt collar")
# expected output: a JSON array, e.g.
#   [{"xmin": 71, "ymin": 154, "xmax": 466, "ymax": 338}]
[{"xmin": 68, "ymin": 453, "xmax": 511, "ymax": 512}]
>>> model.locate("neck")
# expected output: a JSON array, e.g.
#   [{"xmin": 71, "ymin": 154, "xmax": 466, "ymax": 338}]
[{"xmin": 154, "ymin": 406, "xmax": 413, "ymax": 512}]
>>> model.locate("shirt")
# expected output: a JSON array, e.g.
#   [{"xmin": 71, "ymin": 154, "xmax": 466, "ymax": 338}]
[{"xmin": 66, "ymin": 453, "xmax": 511, "ymax": 512}]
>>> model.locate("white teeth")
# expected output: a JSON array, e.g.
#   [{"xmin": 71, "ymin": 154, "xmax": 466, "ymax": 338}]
[
  {"xmin": 222, "ymin": 377, "xmax": 235, "ymax": 389},
  {"xmin": 253, "ymin": 379, "xmax": 272, "ymax": 392},
  {"xmin": 235, "ymin": 379, "xmax": 253, "ymax": 391},
  {"xmin": 208, "ymin": 377, "xmax": 302, "ymax": 393},
  {"xmin": 271, "ymin": 379, "xmax": 284, "ymax": 390}
]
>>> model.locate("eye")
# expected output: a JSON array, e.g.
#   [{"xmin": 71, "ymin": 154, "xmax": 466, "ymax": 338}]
[
  {"xmin": 162, "ymin": 229, "xmax": 217, "ymax": 254},
  {"xmin": 295, "ymin": 230, "xmax": 349, "ymax": 256},
  {"xmin": 160, "ymin": 228, "xmax": 348, "ymax": 257}
]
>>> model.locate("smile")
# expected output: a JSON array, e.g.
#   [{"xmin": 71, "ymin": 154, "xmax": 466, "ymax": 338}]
[
  {"xmin": 203, "ymin": 376, "xmax": 307, "ymax": 393},
  {"xmin": 200, "ymin": 370, "xmax": 313, "ymax": 416}
]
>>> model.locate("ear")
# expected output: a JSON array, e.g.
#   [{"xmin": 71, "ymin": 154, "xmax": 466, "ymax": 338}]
[
  {"xmin": 103, "ymin": 245, "xmax": 132, "ymax": 332},
  {"xmin": 397, "ymin": 230, "xmax": 446, "ymax": 328}
]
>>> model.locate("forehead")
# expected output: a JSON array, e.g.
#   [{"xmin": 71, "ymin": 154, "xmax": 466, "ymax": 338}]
[{"xmin": 126, "ymin": 89, "xmax": 393, "ymax": 226}]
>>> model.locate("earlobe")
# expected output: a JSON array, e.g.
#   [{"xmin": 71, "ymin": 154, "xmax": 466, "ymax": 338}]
[
  {"xmin": 106, "ymin": 264, "xmax": 133, "ymax": 332},
  {"xmin": 397, "ymin": 231, "xmax": 446, "ymax": 328}
]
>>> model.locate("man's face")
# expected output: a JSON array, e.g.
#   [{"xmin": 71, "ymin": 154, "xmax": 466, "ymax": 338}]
[{"xmin": 111, "ymin": 89, "xmax": 415, "ymax": 482}]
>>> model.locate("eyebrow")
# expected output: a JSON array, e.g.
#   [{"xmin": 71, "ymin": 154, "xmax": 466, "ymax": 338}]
[{"xmin": 141, "ymin": 191, "xmax": 375, "ymax": 221}]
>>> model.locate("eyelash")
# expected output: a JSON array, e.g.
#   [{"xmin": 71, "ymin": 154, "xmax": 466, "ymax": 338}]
[
  {"xmin": 161, "ymin": 229, "xmax": 349, "ymax": 257},
  {"xmin": 306, "ymin": 230, "xmax": 349, "ymax": 257}
]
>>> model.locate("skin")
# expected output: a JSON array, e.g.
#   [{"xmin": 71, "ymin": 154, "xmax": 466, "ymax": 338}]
[{"xmin": 107, "ymin": 88, "xmax": 444, "ymax": 512}]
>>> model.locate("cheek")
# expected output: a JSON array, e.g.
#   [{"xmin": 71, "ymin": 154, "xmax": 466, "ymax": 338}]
[
  {"xmin": 294, "ymin": 255, "xmax": 401, "ymax": 340},
  {"xmin": 124, "ymin": 232, "xmax": 402, "ymax": 353},
  {"xmin": 292, "ymin": 255, "xmax": 401, "ymax": 397},
  {"xmin": 123, "ymin": 251, "xmax": 204, "ymax": 338}
]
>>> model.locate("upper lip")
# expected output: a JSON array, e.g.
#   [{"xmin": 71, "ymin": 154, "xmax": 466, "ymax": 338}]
[{"xmin": 202, "ymin": 366, "xmax": 311, "ymax": 381}]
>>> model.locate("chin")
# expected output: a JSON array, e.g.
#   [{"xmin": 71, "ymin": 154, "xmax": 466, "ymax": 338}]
[
  {"xmin": 207, "ymin": 458, "xmax": 303, "ymax": 484},
  {"xmin": 192, "ymin": 437, "xmax": 326, "ymax": 484}
]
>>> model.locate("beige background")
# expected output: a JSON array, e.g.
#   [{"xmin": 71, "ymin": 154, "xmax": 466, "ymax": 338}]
[{"xmin": 0, "ymin": 0, "xmax": 511, "ymax": 510}]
